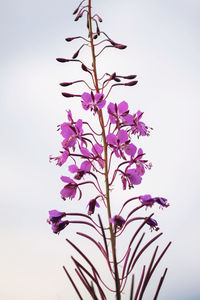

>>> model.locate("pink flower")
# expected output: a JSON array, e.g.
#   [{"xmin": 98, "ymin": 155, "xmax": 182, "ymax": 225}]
[
  {"xmin": 68, "ymin": 160, "xmax": 92, "ymax": 180},
  {"xmin": 110, "ymin": 215, "xmax": 125, "ymax": 228},
  {"xmin": 107, "ymin": 101, "xmax": 129, "ymax": 125},
  {"xmin": 107, "ymin": 130, "xmax": 136, "ymax": 159},
  {"xmin": 81, "ymin": 92, "xmax": 106, "ymax": 113},
  {"xmin": 60, "ymin": 176, "xmax": 78, "ymax": 200},
  {"xmin": 121, "ymin": 168, "xmax": 142, "ymax": 190},
  {"xmin": 48, "ymin": 210, "xmax": 68, "ymax": 234},
  {"xmin": 61, "ymin": 119, "xmax": 83, "ymax": 150},
  {"xmin": 87, "ymin": 198, "xmax": 100, "ymax": 215},
  {"xmin": 49, "ymin": 150, "xmax": 69, "ymax": 166}
]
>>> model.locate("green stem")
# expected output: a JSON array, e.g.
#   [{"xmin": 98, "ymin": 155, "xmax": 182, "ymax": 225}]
[{"xmin": 88, "ymin": 1, "xmax": 121, "ymax": 299}]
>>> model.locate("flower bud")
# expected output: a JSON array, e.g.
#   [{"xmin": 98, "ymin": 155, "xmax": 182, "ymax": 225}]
[
  {"xmin": 62, "ymin": 93, "xmax": 76, "ymax": 98},
  {"xmin": 109, "ymin": 40, "xmax": 127, "ymax": 49},
  {"xmin": 56, "ymin": 58, "xmax": 70, "ymax": 63},
  {"xmin": 81, "ymin": 64, "xmax": 89, "ymax": 72},
  {"xmin": 124, "ymin": 80, "xmax": 138, "ymax": 86},
  {"xmin": 72, "ymin": 50, "xmax": 80, "ymax": 59},
  {"xmin": 65, "ymin": 37, "xmax": 77, "ymax": 42},
  {"xmin": 123, "ymin": 75, "xmax": 137, "ymax": 79},
  {"xmin": 97, "ymin": 16, "xmax": 103, "ymax": 22},
  {"xmin": 60, "ymin": 82, "xmax": 73, "ymax": 87}
]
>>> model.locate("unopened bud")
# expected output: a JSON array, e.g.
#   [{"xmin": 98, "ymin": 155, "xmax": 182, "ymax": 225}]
[
  {"xmin": 114, "ymin": 77, "xmax": 121, "ymax": 82},
  {"xmin": 81, "ymin": 64, "xmax": 89, "ymax": 72},
  {"xmin": 123, "ymin": 75, "xmax": 137, "ymax": 79},
  {"xmin": 60, "ymin": 82, "xmax": 73, "ymax": 87},
  {"xmin": 73, "ymin": 7, "xmax": 79, "ymax": 15},
  {"xmin": 62, "ymin": 93, "xmax": 81, "ymax": 98},
  {"xmin": 114, "ymin": 43, "xmax": 127, "ymax": 49},
  {"xmin": 65, "ymin": 37, "xmax": 76, "ymax": 42},
  {"xmin": 56, "ymin": 58, "xmax": 69, "ymax": 63},
  {"xmin": 109, "ymin": 40, "xmax": 127, "ymax": 49},
  {"xmin": 98, "ymin": 16, "xmax": 103, "ymax": 22},
  {"xmin": 124, "ymin": 80, "xmax": 138, "ymax": 86},
  {"xmin": 72, "ymin": 49, "xmax": 80, "ymax": 59},
  {"xmin": 62, "ymin": 93, "xmax": 76, "ymax": 98}
]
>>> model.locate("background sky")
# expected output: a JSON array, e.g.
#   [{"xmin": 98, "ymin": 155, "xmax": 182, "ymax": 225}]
[{"xmin": 1, "ymin": 0, "xmax": 200, "ymax": 299}]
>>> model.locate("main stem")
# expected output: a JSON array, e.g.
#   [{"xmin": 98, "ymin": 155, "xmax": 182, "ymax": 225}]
[{"xmin": 88, "ymin": 1, "xmax": 121, "ymax": 299}]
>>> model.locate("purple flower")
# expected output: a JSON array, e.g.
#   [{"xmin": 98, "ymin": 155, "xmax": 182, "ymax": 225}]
[
  {"xmin": 139, "ymin": 195, "xmax": 169, "ymax": 208},
  {"xmin": 60, "ymin": 176, "xmax": 78, "ymax": 200},
  {"xmin": 80, "ymin": 144, "xmax": 104, "ymax": 168},
  {"xmin": 146, "ymin": 217, "xmax": 159, "ymax": 230},
  {"xmin": 69, "ymin": 160, "xmax": 92, "ymax": 180},
  {"xmin": 139, "ymin": 195, "xmax": 155, "ymax": 206},
  {"xmin": 110, "ymin": 215, "xmax": 126, "ymax": 228},
  {"xmin": 48, "ymin": 210, "xmax": 66, "ymax": 223},
  {"xmin": 49, "ymin": 150, "xmax": 69, "ymax": 166},
  {"xmin": 153, "ymin": 197, "xmax": 169, "ymax": 208},
  {"xmin": 107, "ymin": 101, "xmax": 129, "ymax": 125},
  {"xmin": 51, "ymin": 219, "xmax": 69, "ymax": 234},
  {"xmin": 48, "ymin": 210, "xmax": 68, "ymax": 234},
  {"xmin": 87, "ymin": 198, "xmax": 100, "ymax": 215},
  {"xmin": 121, "ymin": 168, "xmax": 142, "ymax": 190},
  {"xmin": 133, "ymin": 148, "xmax": 152, "ymax": 176},
  {"xmin": 92, "ymin": 143, "xmax": 104, "ymax": 168},
  {"xmin": 107, "ymin": 130, "xmax": 136, "ymax": 159},
  {"xmin": 81, "ymin": 92, "xmax": 106, "ymax": 113},
  {"xmin": 127, "ymin": 110, "xmax": 149, "ymax": 137},
  {"xmin": 61, "ymin": 119, "xmax": 83, "ymax": 150}
]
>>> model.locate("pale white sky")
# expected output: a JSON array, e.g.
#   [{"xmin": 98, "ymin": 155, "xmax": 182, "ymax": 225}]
[{"xmin": 1, "ymin": 0, "xmax": 200, "ymax": 299}]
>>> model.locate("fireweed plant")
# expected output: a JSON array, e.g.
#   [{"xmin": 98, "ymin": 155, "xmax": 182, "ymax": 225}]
[{"xmin": 48, "ymin": 1, "xmax": 171, "ymax": 299}]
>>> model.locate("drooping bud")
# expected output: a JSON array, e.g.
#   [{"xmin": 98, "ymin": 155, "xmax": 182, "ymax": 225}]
[
  {"xmin": 81, "ymin": 63, "xmax": 89, "ymax": 72},
  {"xmin": 56, "ymin": 58, "xmax": 70, "ymax": 63},
  {"xmin": 97, "ymin": 15, "xmax": 103, "ymax": 22},
  {"xmin": 123, "ymin": 75, "xmax": 137, "ymax": 79},
  {"xmin": 109, "ymin": 40, "xmax": 127, "ymax": 49},
  {"xmin": 62, "ymin": 93, "xmax": 80, "ymax": 98},
  {"xmin": 72, "ymin": 49, "xmax": 80, "ymax": 59},
  {"xmin": 60, "ymin": 82, "xmax": 73, "ymax": 87},
  {"xmin": 65, "ymin": 37, "xmax": 77, "ymax": 42},
  {"xmin": 124, "ymin": 80, "xmax": 138, "ymax": 86}
]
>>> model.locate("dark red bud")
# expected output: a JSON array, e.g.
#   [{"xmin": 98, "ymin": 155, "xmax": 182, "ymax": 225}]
[
  {"xmin": 72, "ymin": 50, "xmax": 80, "ymax": 59},
  {"xmin": 81, "ymin": 64, "xmax": 89, "ymax": 72},
  {"xmin": 96, "ymin": 24, "xmax": 100, "ymax": 36},
  {"xmin": 56, "ymin": 58, "xmax": 69, "ymax": 63},
  {"xmin": 110, "ymin": 72, "xmax": 116, "ymax": 80},
  {"xmin": 124, "ymin": 80, "xmax": 138, "ymax": 86},
  {"xmin": 114, "ymin": 77, "xmax": 121, "ymax": 82},
  {"xmin": 114, "ymin": 43, "xmax": 127, "ymax": 49},
  {"xmin": 73, "ymin": 8, "xmax": 79, "ymax": 15},
  {"xmin": 109, "ymin": 40, "xmax": 127, "ymax": 49},
  {"xmin": 123, "ymin": 75, "xmax": 137, "ymax": 79},
  {"xmin": 65, "ymin": 37, "xmax": 76, "ymax": 42},
  {"xmin": 74, "ymin": 11, "xmax": 83, "ymax": 21},
  {"xmin": 93, "ymin": 34, "xmax": 98, "ymax": 39},
  {"xmin": 60, "ymin": 82, "xmax": 73, "ymax": 87},
  {"xmin": 62, "ymin": 93, "xmax": 75, "ymax": 98},
  {"xmin": 98, "ymin": 16, "xmax": 103, "ymax": 22}
]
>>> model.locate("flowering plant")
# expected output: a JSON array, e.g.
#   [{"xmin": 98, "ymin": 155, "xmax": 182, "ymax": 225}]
[{"xmin": 48, "ymin": 1, "xmax": 171, "ymax": 299}]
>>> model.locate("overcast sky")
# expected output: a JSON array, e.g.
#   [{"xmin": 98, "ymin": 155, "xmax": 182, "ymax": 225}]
[{"xmin": 1, "ymin": 0, "xmax": 200, "ymax": 299}]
